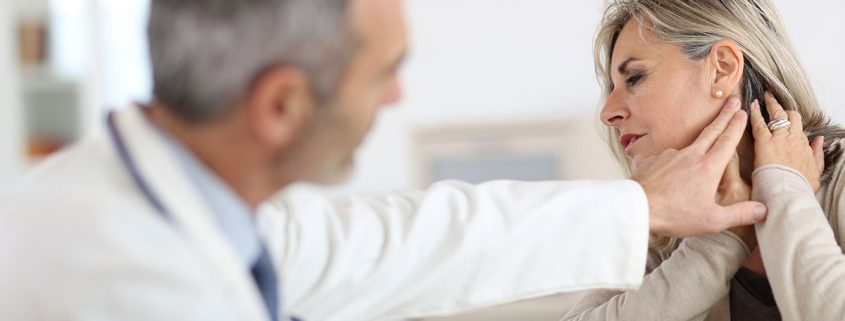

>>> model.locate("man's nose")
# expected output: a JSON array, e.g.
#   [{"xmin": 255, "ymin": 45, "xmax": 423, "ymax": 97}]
[{"xmin": 379, "ymin": 76, "xmax": 402, "ymax": 108}]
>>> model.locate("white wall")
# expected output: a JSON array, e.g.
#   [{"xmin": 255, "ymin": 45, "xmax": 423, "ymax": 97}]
[
  {"xmin": 0, "ymin": 0, "xmax": 25, "ymax": 191},
  {"xmin": 777, "ymin": 0, "xmax": 845, "ymax": 122},
  {"xmin": 3, "ymin": 0, "xmax": 844, "ymax": 196},
  {"xmin": 312, "ymin": 0, "xmax": 610, "ymax": 196},
  {"xmin": 97, "ymin": 0, "xmax": 151, "ymax": 109},
  {"xmin": 315, "ymin": 0, "xmax": 845, "ymax": 197}
]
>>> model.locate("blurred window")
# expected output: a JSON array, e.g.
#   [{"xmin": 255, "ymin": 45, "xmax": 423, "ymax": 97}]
[{"xmin": 49, "ymin": 0, "xmax": 151, "ymax": 111}]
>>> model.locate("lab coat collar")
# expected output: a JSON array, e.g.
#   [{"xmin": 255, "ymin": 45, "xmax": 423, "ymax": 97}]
[
  {"xmin": 109, "ymin": 105, "xmax": 271, "ymax": 321},
  {"xmin": 156, "ymin": 121, "xmax": 263, "ymax": 268}
]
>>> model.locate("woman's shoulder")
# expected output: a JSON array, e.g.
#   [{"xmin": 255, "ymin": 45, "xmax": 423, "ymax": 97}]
[
  {"xmin": 816, "ymin": 138, "xmax": 845, "ymax": 243},
  {"xmin": 821, "ymin": 138, "xmax": 845, "ymax": 189}
]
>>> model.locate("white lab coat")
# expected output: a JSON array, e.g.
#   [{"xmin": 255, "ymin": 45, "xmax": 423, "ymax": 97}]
[{"xmin": 0, "ymin": 105, "xmax": 650, "ymax": 321}]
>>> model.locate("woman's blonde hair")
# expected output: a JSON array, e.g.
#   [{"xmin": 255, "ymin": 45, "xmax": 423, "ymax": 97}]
[{"xmin": 595, "ymin": 0, "xmax": 845, "ymax": 253}]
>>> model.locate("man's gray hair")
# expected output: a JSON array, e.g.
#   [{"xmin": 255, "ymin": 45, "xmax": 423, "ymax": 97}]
[{"xmin": 148, "ymin": 0, "xmax": 356, "ymax": 122}]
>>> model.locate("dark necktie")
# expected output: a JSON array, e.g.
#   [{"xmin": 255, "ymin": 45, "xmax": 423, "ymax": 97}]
[{"xmin": 251, "ymin": 245, "xmax": 279, "ymax": 321}]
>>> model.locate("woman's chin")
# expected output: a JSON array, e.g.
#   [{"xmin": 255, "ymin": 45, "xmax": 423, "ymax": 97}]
[
  {"xmin": 632, "ymin": 154, "xmax": 646, "ymax": 168},
  {"xmin": 629, "ymin": 150, "xmax": 660, "ymax": 169}
]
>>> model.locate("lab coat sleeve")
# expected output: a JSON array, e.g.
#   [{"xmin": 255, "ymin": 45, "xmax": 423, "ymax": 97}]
[{"xmin": 257, "ymin": 179, "xmax": 650, "ymax": 321}]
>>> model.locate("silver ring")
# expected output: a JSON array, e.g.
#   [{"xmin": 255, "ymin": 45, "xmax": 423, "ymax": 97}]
[{"xmin": 767, "ymin": 119, "xmax": 791, "ymax": 131}]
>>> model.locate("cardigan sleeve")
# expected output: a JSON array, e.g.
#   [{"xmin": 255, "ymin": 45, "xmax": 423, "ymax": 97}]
[
  {"xmin": 752, "ymin": 164, "xmax": 845, "ymax": 321},
  {"xmin": 562, "ymin": 232, "xmax": 749, "ymax": 321}
]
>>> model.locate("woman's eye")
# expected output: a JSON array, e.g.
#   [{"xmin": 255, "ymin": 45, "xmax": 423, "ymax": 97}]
[{"xmin": 626, "ymin": 74, "xmax": 643, "ymax": 86}]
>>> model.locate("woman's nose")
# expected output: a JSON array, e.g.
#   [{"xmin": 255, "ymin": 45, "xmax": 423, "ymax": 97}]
[{"xmin": 600, "ymin": 91, "xmax": 629, "ymax": 127}]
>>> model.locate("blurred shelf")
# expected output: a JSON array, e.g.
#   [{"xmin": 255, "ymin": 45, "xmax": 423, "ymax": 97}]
[
  {"xmin": 412, "ymin": 293, "xmax": 587, "ymax": 321},
  {"xmin": 21, "ymin": 71, "xmax": 82, "ymax": 162}
]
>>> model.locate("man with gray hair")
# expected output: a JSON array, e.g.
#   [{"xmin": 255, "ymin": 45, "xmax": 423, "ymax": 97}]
[{"xmin": 0, "ymin": 0, "xmax": 764, "ymax": 320}]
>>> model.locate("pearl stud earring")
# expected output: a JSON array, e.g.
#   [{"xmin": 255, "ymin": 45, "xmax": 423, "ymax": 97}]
[{"xmin": 715, "ymin": 90, "xmax": 724, "ymax": 98}]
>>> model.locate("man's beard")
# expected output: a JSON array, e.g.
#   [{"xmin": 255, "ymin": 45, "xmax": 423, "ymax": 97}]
[
  {"xmin": 279, "ymin": 123, "xmax": 360, "ymax": 186},
  {"xmin": 315, "ymin": 156, "xmax": 355, "ymax": 185}
]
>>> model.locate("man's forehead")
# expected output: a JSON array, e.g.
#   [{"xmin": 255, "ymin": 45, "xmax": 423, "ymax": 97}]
[
  {"xmin": 347, "ymin": 0, "xmax": 407, "ymax": 54},
  {"xmin": 348, "ymin": 0, "xmax": 403, "ymax": 31}
]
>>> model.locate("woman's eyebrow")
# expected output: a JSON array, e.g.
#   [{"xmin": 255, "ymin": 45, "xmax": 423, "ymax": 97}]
[{"xmin": 616, "ymin": 58, "xmax": 641, "ymax": 75}]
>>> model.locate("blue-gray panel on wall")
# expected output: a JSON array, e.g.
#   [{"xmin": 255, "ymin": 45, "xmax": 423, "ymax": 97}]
[{"xmin": 429, "ymin": 154, "xmax": 560, "ymax": 184}]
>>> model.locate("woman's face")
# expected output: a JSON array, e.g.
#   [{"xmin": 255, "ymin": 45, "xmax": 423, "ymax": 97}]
[{"xmin": 601, "ymin": 20, "xmax": 726, "ymax": 166}]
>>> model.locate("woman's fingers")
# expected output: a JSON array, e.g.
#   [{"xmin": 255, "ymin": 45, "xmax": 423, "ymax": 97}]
[
  {"xmin": 749, "ymin": 99, "xmax": 770, "ymax": 140},
  {"xmin": 753, "ymin": 91, "xmax": 823, "ymax": 191},
  {"xmin": 812, "ymin": 136, "xmax": 825, "ymax": 175},
  {"xmin": 786, "ymin": 110, "xmax": 804, "ymax": 135},
  {"xmin": 764, "ymin": 91, "xmax": 791, "ymax": 136}
]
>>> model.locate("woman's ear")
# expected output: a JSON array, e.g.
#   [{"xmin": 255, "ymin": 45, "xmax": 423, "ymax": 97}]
[
  {"xmin": 245, "ymin": 67, "xmax": 316, "ymax": 152},
  {"xmin": 708, "ymin": 40, "xmax": 745, "ymax": 98}
]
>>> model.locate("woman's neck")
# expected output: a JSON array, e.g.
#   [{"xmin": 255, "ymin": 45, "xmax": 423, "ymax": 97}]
[{"xmin": 737, "ymin": 133, "xmax": 756, "ymax": 185}]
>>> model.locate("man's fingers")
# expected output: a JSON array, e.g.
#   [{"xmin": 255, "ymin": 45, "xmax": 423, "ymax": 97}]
[
  {"xmin": 749, "ymin": 100, "xmax": 770, "ymax": 140},
  {"xmin": 710, "ymin": 201, "xmax": 767, "ymax": 232},
  {"xmin": 706, "ymin": 110, "xmax": 748, "ymax": 170},
  {"xmin": 722, "ymin": 152, "xmax": 742, "ymax": 183},
  {"xmin": 692, "ymin": 97, "xmax": 742, "ymax": 153}
]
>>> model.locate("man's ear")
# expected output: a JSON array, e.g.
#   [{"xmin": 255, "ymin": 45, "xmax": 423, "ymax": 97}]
[
  {"xmin": 708, "ymin": 40, "xmax": 745, "ymax": 98},
  {"xmin": 245, "ymin": 67, "xmax": 316, "ymax": 151}
]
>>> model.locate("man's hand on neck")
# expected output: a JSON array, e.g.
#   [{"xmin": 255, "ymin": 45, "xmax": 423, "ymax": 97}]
[{"xmin": 635, "ymin": 97, "xmax": 767, "ymax": 237}]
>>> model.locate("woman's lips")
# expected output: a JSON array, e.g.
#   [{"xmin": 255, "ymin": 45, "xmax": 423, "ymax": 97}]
[{"xmin": 620, "ymin": 134, "xmax": 645, "ymax": 154}]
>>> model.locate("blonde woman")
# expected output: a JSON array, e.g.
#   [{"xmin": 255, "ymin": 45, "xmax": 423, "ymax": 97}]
[{"xmin": 563, "ymin": 0, "xmax": 845, "ymax": 320}]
